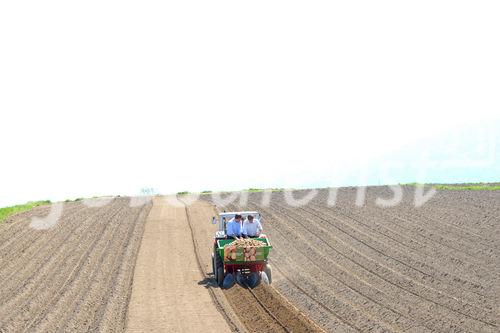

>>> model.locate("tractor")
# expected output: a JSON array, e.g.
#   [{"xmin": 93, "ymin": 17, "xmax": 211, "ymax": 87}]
[{"xmin": 211, "ymin": 211, "xmax": 272, "ymax": 288}]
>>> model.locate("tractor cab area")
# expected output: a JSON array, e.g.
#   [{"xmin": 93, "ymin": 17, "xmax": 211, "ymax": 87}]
[{"xmin": 212, "ymin": 211, "xmax": 261, "ymax": 238}]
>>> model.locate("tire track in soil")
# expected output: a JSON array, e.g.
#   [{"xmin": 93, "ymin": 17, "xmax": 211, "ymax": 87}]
[{"xmin": 180, "ymin": 199, "xmax": 248, "ymax": 333}]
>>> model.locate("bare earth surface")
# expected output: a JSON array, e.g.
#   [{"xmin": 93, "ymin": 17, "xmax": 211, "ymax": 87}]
[
  {"xmin": 0, "ymin": 198, "xmax": 151, "ymax": 333},
  {"xmin": 1, "ymin": 186, "xmax": 498, "ymax": 333},
  {"xmin": 125, "ymin": 198, "xmax": 232, "ymax": 333},
  {"xmin": 205, "ymin": 186, "xmax": 500, "ymax": 333}
]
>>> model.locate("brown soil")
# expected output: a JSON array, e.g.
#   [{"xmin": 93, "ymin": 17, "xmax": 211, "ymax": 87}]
[
  {"xmin": 204, "ymin": 186, "xmax": 499, "ymax": 333},
  {"xmin": 125, "ymin": 198, "xmax": 233, "ymax": 333},
  {"xmin": 0, "ymin": 198, "xmax": 152, "ymax": 333},
  {"xmin": 1, "ymin": 186, "xmax": 497, "ymax": 333}
]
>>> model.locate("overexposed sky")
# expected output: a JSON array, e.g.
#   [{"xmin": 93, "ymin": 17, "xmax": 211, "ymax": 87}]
[{"xmin": 1, "ymin": 1, "xmax": 499, "ymax": 207}]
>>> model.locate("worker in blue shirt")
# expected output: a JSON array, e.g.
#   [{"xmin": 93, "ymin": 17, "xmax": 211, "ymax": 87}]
[{"xmin": 226, "ymin": 214, "xmax": 243, "ymax": 238}]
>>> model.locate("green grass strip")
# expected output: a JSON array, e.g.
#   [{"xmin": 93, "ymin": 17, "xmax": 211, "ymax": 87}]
[
  {"xmin": 0, "ymin": 200, "xmax": 51, "ymax": 224},
  {"xmin": 433, "ymin": 184, "xmax": 500, "ymax": 191},
  {"xmin": 403, "ymin": 182, "xmax": 500, "ymax": 190}
]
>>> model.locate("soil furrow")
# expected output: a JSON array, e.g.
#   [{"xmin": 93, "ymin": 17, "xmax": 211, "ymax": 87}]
[
  {"xmin": 0, "ymin": 202, "xmax": 125, "ymax": 331},
  {"xmin": 26, "ymin": 203, "xmax": 134, "ymax": 332},
  {"xmin": 205, "ymin": 187, "xmax": 499, "ymax": 332},
  {"xmin": 0, "ymin": 198, "xmax": 151, "ymax": 333}
]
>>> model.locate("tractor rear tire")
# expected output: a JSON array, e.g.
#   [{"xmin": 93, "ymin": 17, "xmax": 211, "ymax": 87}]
[
  {"xmin": 216, "ymin": 266, "xmax": 224, "ymax": 287},
  {"xmin": 214, "ymin": 254, "xmax": 224, "ymax": 287},
  {"xmin": 264, "ymin": 264, "xmax": 272, "ymax": 284}
]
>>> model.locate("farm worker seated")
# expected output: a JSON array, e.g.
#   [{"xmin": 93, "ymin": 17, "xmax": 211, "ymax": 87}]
[
  {"xmin": 243, "ymin": 215, "xmax": 263, "ymax": 238},
  {"xmin": 226, "ymin": 214, "xmax": 243, "ymax": 238}
]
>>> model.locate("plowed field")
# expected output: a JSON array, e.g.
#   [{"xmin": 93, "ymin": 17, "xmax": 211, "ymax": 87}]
[
  {"xmin": 0, "ymin": 198, "xmax": 152, "ymax": 332},
  {"xmin": 203, "ymin": 186, "xmax": 499, "ymax": 333},
  {"xmin": 0, "ymin": 186, "xmax": 497, "ymax": 333}
]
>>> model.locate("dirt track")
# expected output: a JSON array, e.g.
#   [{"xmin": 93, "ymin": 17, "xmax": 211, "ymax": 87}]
[
  {"xmin": 206, "ymin": 186, "xmax": 499, "ymax": 333},
  {"xmin": 0, "ymin": 198, "xmax": 151, "ymax": 332},
  {"xmin": 125, "ymin": 198, "xmax": 233, "ymax": 332}
]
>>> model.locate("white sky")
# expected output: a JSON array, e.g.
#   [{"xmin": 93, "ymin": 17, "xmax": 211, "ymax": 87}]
[{"xmin": 1, "ymin": 1, "xmax": 499, "ymax": 206}]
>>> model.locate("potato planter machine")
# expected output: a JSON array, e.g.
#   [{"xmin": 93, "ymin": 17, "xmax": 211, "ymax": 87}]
[{"xmin": 211, "ymin": 212, "xmax": 273, "ymax": 288}]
